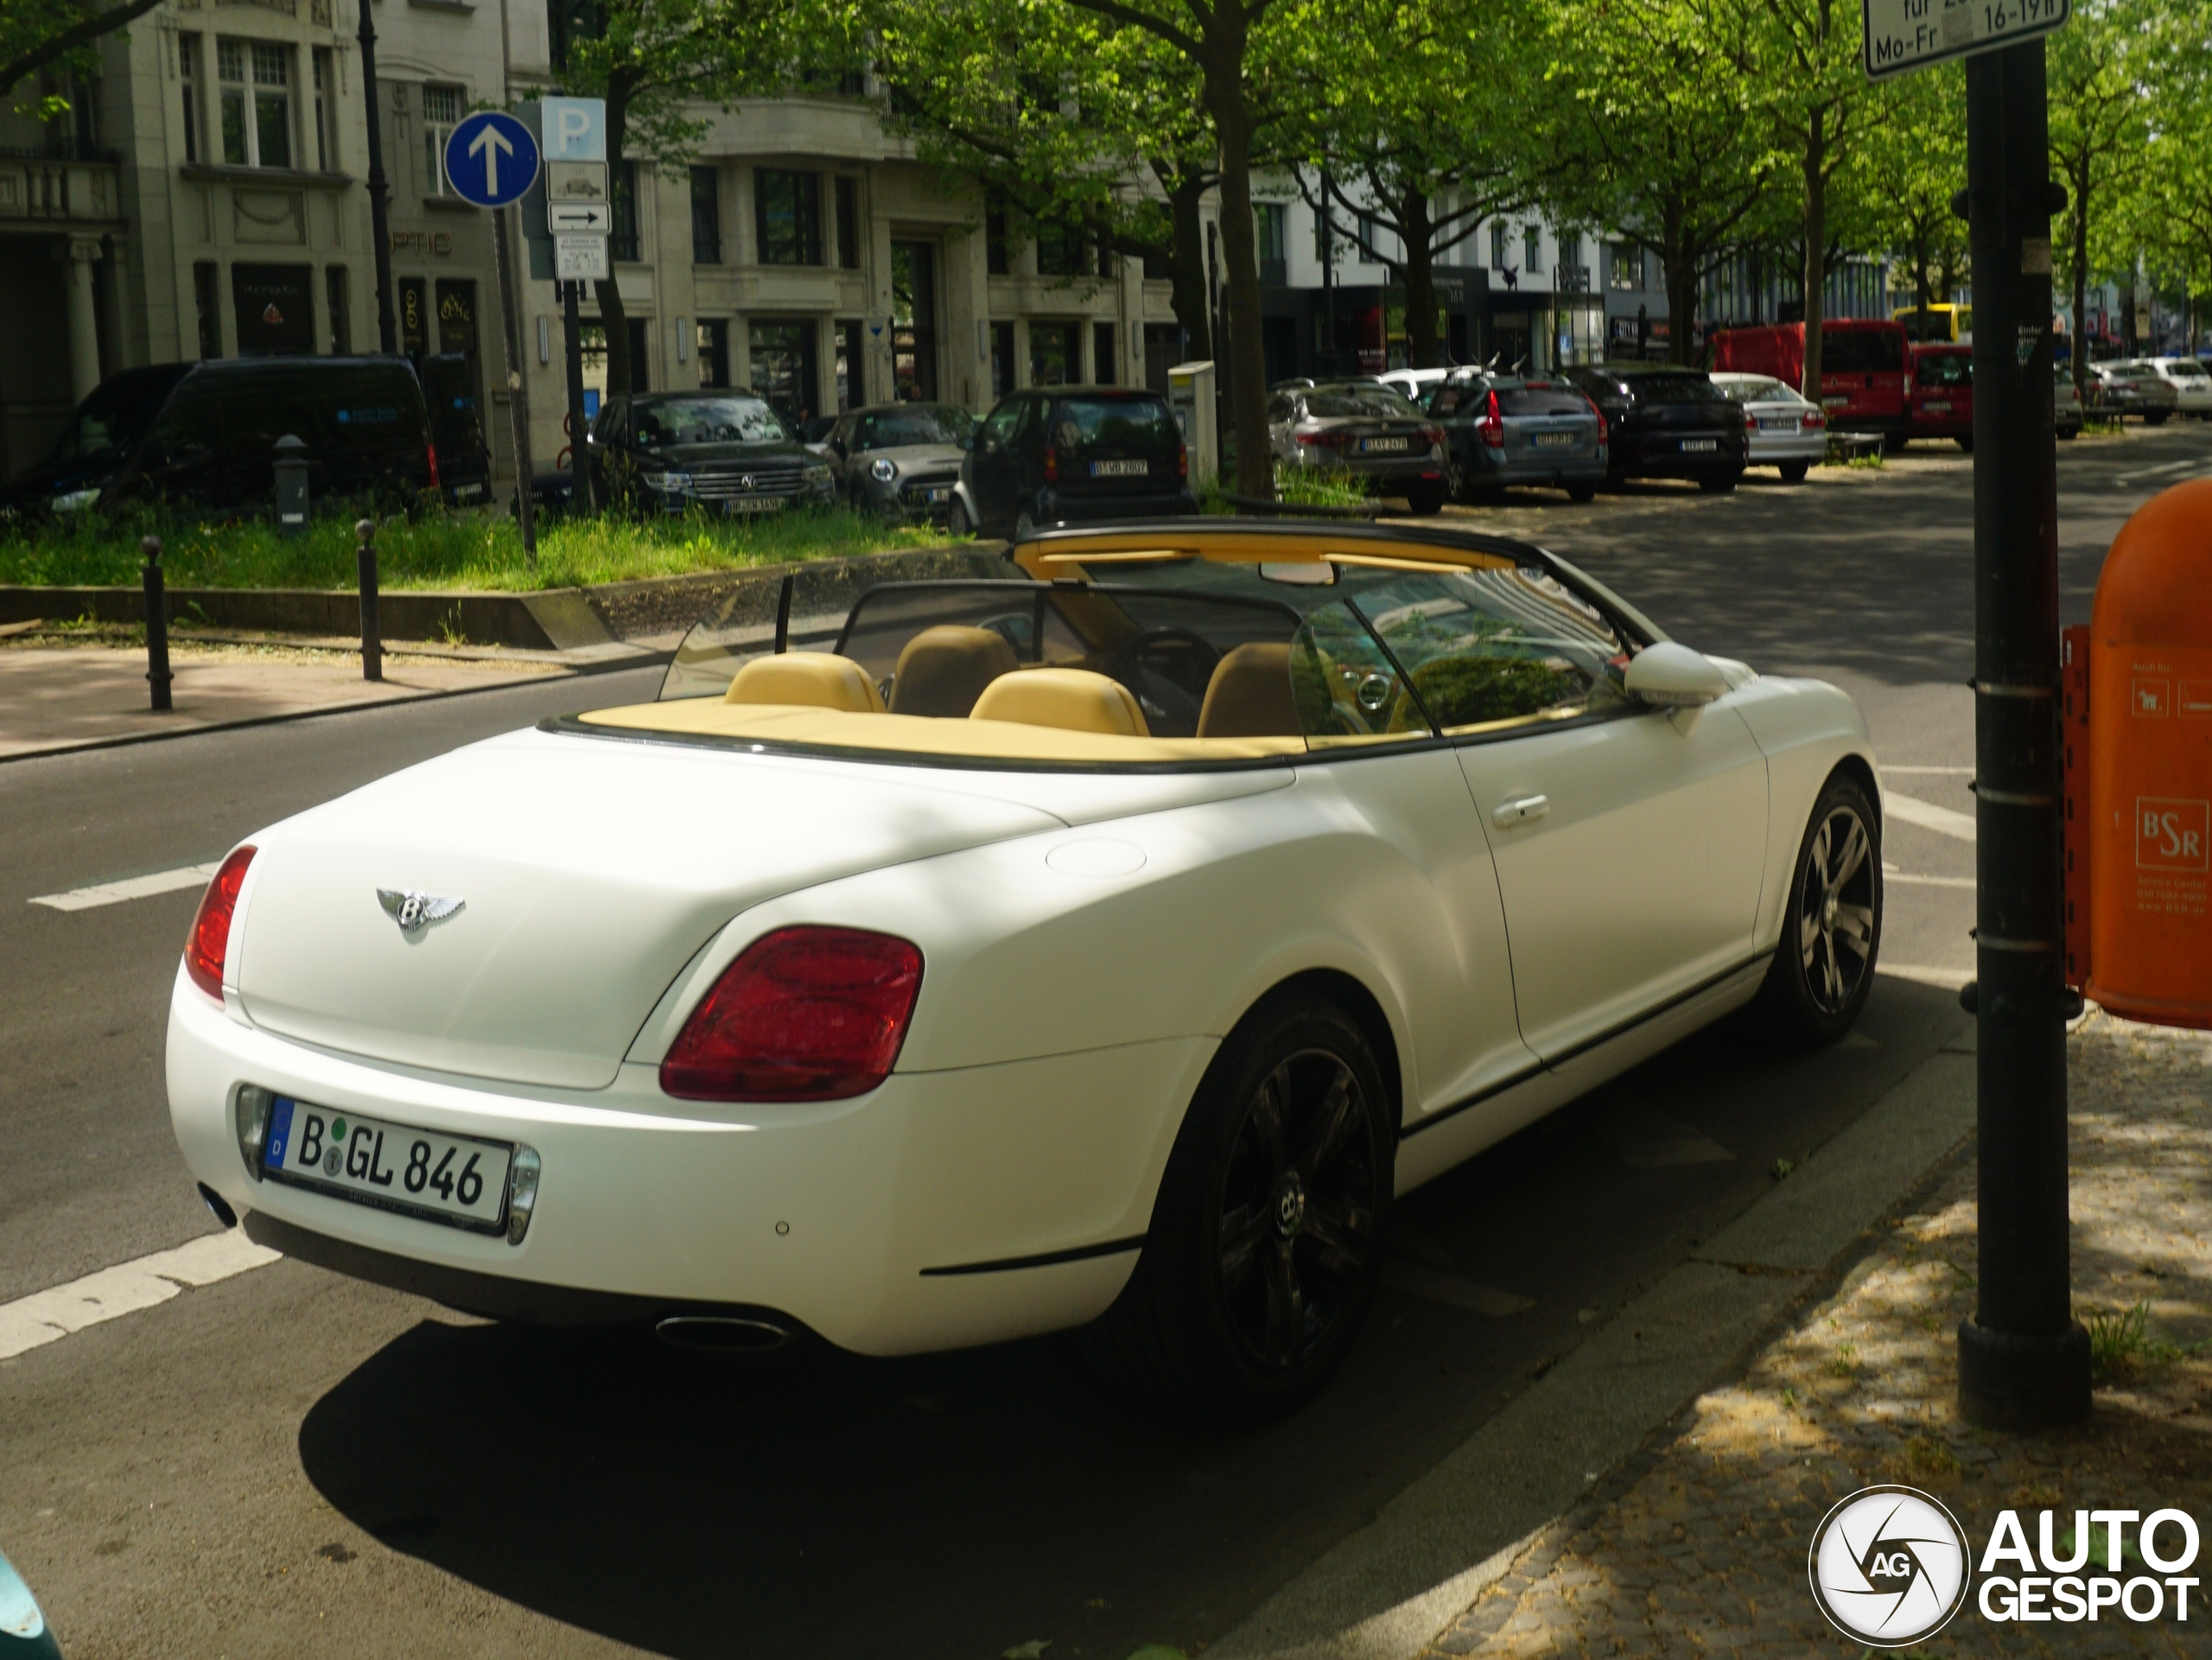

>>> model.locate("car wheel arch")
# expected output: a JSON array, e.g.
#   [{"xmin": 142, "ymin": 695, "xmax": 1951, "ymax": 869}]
[{"xmin": 1221, "ymin": 965, "xmax": 1407, "ymax": 1140}]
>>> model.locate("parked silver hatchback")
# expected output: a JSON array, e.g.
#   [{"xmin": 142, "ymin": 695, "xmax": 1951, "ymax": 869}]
[{"xmin": 824, "ymin": 402, "xmax": 976, "ymax": 521}]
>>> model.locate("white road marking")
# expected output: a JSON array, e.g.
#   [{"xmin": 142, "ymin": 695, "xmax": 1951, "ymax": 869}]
[
  {"xmin": 2114, "ymin": 457, "xmax": 2207, "ymax": 486},
  {"xmin": 30, "ymin": 862, "xmax": 220, "ymax": 913},
  {"xmin": 0, "ymin": 1231, "xmax": 279, "ymax": 1361},
  {"xmin": 1888, "ymin": 872, "xmax": 1975, "ymax": 889},
  {"xmin": 1878, "ymin": 963, "xmax": 1973, "ymax": 990},
  {"xmin": 1883, "ymin": 790, "xmax": 1977, "ymax": 842}
]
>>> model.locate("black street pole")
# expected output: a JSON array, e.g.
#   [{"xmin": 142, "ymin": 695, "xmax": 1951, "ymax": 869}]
[
  {"xmin": 355, "ymin": 0, "xmax": 397, "ymax": 354},
  {"xmin": 562, "ymin": 280, "xmax": 594, "ymax": 513},
  {"xmin": 1320, "ymin": 165, "xmax": 1337, "ymax": 377},
  {"xmin": 493, "ymin": 207, "xmax": 537, "ymax": 565},
  {"xmin": 1956, "ymin": 36, "xmax": 2090, "ymax": 1431}
]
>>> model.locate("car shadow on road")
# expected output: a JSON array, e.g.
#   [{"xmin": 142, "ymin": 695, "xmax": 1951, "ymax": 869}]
[{"xmin": 294, "ymin": 977, "xmax": 1967, "ymax": 1660}]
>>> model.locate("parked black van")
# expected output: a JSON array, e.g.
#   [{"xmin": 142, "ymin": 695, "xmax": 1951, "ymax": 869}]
[
  {"xmin": 951, "ymin": 386, "xmax": 1195, "ymax": 537},
  {"xmin": 0, "ymin": 358, "xmax": 438, "ymax": 520}
]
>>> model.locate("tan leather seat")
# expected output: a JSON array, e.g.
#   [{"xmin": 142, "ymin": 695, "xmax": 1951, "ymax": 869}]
[
  {"xmin": 970, "ymin": 668, "xmax": 1150, "ymax": 737},
  {"xmin": 1198, "ymin": 643, "xmax": 1301, "ymax": 737},
  {"xmin": 888, "ymin": 626, "xmax": 1019, "ymax": 717},
  {"xmin": 724, "ymin": 652, "xmax": 886, "ymax": 713}
]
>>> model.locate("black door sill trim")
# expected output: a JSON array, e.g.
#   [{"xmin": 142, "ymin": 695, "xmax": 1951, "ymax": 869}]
[{"xmin": 919, "ymin": 1235, "xmax": 1147, "ymax": 1276}]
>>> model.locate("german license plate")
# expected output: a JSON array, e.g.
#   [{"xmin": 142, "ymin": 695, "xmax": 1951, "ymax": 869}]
[
  {"xmin": 1821, "ymin": 395, "xmax": 1849, "ymax": 408},
  {"xmin": 262, "ymin": 1096, "xmax": 513, "ymax": 1233},
  {"xmin": 1758, "ymin": 418, "xmax": 1795, "ymax": 432},
  {"xmin": 1680, "ymin": 438, "xmax": 1718, "ymax": 453},
  {"xmin": 924, "ymin": 487, "xmax": 950, "ymax": 503},
  {"xmin": 724, "ymin": 496, "xmax": 786, "ymax": 516},
  {"xmin": 1924, "ymin": 401, "xmax": 1951, "ymax": 415},
  {"xmin": 1533, "ymin": 432, "xmax": 1577, "ymax": 448},
  {"xmin": 1090, "ymin": 459, "xmax": 1148, "ymax": 477},
  {"xmin": 1360, "ymin": 437, "xmax": 1408, "ymax": 453}
]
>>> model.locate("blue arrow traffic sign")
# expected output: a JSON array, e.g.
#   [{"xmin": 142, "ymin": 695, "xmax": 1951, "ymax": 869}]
[{"xmin": 442, "ymin": 111, "xmax": 539, "ymax": 208}]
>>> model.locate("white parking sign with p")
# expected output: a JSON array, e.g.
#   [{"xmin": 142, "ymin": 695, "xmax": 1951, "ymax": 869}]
[{"xmin": 543, "ymin": 96, "xmax": 606, "ymax": 162}]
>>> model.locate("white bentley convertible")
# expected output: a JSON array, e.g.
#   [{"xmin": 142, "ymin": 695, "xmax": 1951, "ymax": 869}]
[{"xmin": 169, "ymin": 521, "xmax": 1881, "ymax": 1414}]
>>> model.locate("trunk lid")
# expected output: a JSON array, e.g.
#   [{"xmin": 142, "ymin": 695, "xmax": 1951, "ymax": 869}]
[{"xmin": 234, "ymin": 728, "xmax": 1065, "ymax": 1089}]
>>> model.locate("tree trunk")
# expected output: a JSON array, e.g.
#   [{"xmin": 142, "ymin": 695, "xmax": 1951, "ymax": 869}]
[
  {"xmin": 1159, "ymin": 164, "xmax": 1213, "ymax": 360},
  {"xmin": 1662, "ymin": 207, "xmax": 1697, "ymax": 366},
  {"xmin": 1204, "ymin": 61, "xmax": 1271, "ymax": 499},
  {"xmin": 1800, "ymin": 112, "xmax": 1827, "ymax": 405},
  {"xmin": 594, "ymin": 73, "xmax": 635, "ymax": 401},
  {"xmin": 1400, "ymin": 185, "xmax": 1440, "ymax": 369}
]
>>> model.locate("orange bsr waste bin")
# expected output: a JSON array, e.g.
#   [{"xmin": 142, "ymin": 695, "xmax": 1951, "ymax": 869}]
[{"xmin": 2083, "ymin": 478, "xmax": 2212, "ymax": 1030}]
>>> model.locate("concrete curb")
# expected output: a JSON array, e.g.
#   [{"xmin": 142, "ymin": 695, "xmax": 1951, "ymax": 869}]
[{"xmin": 1209, "ymin": 1015, "xmax": 1979, "ymax": 1660}]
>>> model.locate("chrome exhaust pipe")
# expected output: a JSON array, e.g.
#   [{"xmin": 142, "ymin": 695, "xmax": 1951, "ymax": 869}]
[{"xmin": 654, "ymin": 1314, "xmax": 791, "ymax": 1353}]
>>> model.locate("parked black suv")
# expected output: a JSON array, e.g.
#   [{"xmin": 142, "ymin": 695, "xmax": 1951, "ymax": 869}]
[
  {"xmin": 1560, "ymin": 363, "xmax": 1747, "ymax": 492},
  {"xmin": 558, "ymin": 390, "xmax": 835, "ymax": 518},
  {"xmin": 952, "ymin": 386, "xmax": 1194, "ymax": 537},
  {"xmin": 0, "ymin": 358, "xmax": 439, "ymax": 519}
]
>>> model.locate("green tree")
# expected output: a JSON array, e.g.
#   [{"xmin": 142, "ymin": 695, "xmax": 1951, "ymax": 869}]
[
  {"xmin": 2047, "ymin": 0, "xmax": 2160, "ymax": 390},
  {"xmin": 1859, "ymin": 62, "xmax": 1969, "ymax": 318},
  {"xmin": 1533, "ymin": 0, "xmax": 1774, "ymax": 364},
  {"xmin": 3, "ymin": 0, "xmax": 165, "ymax": 118}
]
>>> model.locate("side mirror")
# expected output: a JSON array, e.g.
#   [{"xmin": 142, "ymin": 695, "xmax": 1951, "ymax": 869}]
[{"xmin": 1624, "ymin": 642, "xmax": 1730, "ymax": 708}]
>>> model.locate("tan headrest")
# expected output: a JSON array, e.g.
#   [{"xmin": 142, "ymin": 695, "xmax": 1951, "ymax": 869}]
[
  {"xmin": 1198, "ymin": 642, "xmax": 1301, "ymax": 738},
  {"xmin": 888, "ymin": 625, "xmax": 1019, "ymax": 717},
  {"xmin": 724, "ymin": 652, "xmax": 886, "ymax": 713},
  {"xmin": 970, "ymin": 667, "xmax": 1150, "ymax": 737}
]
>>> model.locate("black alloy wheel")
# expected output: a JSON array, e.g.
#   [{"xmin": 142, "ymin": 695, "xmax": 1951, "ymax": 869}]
[
  {"xmin": 1758, "ymin": 772, "xmax": 1883, "ymax": 1046},
  {"xmin": 946, "ymin": 498, "xmax": 974, "ymax": 538},
  {"xmin": 1084, "ymin": 993, "xmax": 1393, "ymax": 1416}
]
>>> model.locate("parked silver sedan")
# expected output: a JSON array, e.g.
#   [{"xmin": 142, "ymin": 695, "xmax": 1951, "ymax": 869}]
[
  {"xmin": 1710, "ymin": 372, "xmax": 1827, "ymax": 483},
  {"xmin": 2055, "ymin": 366, "xmax": 2082, "ymax": 440},
  {"xmin": 2088, "ymin": 362, "xmax": 2178, "ymax": 424},
  {"xmin": 823, "ymin": 402, "xmax": 976, "ymax": 519},
  {"xmin": 1267, "ymin": 382, "xmax": 1448, "ymax": 514}
]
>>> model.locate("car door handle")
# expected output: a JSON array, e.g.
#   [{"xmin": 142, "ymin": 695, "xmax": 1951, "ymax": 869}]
[{"xmin": 1492, "ymin": 794, "xmax": 1549, "ymax": 828}]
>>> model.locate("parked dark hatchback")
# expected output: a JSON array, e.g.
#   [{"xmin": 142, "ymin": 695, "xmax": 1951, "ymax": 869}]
[
  {"xmin": 578, "ymin": 391, "xmax": 835, "ymax": 517},
  {"xmin": 0, "ymin": 358, "xmax": 437, "ymax": 518},
  {"xmin": 953, "ymin": 387, "xmax": 1194, "ymax": 537},
  {"xmin": 1425, "ymin": 374, "xmax": 1607, "ymax": 502},
  {"xmin": 1561, "ymin": 364, "xmax": 1747, "ymax": 491}
]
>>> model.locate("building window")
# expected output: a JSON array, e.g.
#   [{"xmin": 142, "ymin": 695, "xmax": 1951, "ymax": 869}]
[
  {"xmin": 836, "ymin": 318, "xmax": 864, "ymax": 409},
  {"xmin": 1608, "ymin": 241, "xmax": 1642, "ymax": 291},
  {"xmin": 1356, "ymin": 213, "xmax": 1386, "ymax": 262},
  {"xmin": 696, "ymin": 319, "xmax": 728, "ymax": 387},
  {"xmin": 312, "ymin": 48, "xmax": 334, "ymax": 171},
  {"xmin": 325, "ymin": 265, "xmax": 350, "ymax": 353},
  {"xmin": 755, "ymin": 169, "xmax": 822, "ymax": 265},
  {"xmin": 1522, "ymin": 226, "xmax": 1542, "ymax": 273},
  {"xmin": 179, "ymin": 35, "xmax": 203, "ymax": 165},
  {"xmin": 1254, "ymin": 201, "xmax": 1287, "ymax": 284},
  {"xmin": 1491, "ymin": 221, "xmax": 1510, "ymax": 270},
  {"xmin": 690, "ymin": 166, "xmax": 721, "ymax": 264},
  {"xmin": 748, "ymin": 319, "xmax": 819, "ymax": 424},
  {"xmin": 218, "ymin": 39, "xmax": 293, "ymax": 169},
  {"xmin": 1029, "ymin": 321, "xmax": 1077, "ymax": 386},
  {"xmin": 1092, "ymin": 321, "xmax": 1116, "ymax": 385},
  {"xmin": 1035, "ymin": 224, "xmax": 1087, "ymax": 277},
  {"xmin": 422, "ymin": 85, "xmax": 463, "ymax": 196},
  {"xmin": 986, "ymin": 194, "xmax": 1008, "ymax": 276},
  {"xmin": 835, "ymin": 175, "xmax": 861, "ymax": 270},
  {"xmin": 194, "ymin": 261, "xmax": 222, "ymax": 358},
  {"xmin": 611, "ymin": 159, "xmax": 639, "ymax": 261}
]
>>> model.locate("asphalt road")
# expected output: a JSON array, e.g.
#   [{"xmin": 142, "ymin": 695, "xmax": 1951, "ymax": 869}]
[{"xmin": 2, "ymin": 420, "xmax": 2205, "ymax": 1660}]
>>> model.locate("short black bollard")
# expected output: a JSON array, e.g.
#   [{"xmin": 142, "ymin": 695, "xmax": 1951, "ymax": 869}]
[
  {"xmin": 356, "ymin": 518, "xmax": 383, "ymax": 683},
  {"xmin": 142, "ymin": 535, "xmax": 173, "ymax": 711}
]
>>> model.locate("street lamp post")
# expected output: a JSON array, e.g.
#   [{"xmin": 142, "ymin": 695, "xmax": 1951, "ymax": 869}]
[
  {"xmin": 356, "ymin": 0, "xmax": 397, "ymax": 354},
  {"xmin": 1956, "ymin": 35, "xmax": 2092, "ymax": 1431}
]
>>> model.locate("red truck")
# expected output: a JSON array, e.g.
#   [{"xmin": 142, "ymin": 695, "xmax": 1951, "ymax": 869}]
[
  {"xmin": 1707, "ymin": 319, "xmax": 1911, "ymax": 447},
  {"xmin": 1904, "ymin": 342, "xmax": 1974, "ymax": 449}
]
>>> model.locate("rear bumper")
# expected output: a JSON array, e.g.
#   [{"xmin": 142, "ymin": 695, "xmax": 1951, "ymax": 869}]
[
  {"xmin": 1030, "ymin": 487, "xmax": 1198, "ymax": 523},
  {"xmin": 1460, "ymin": 446, "xmax": 1608, "ymax": 487},
  {"xmin": 1745, "ymin": 431, "xmax": 1827, "ymax": 463},
  {"xmin": 1609, "ymin": 435, "xmax": 1746, "ymax": 478},
  {"xmin": 168, "ymin": 969, "xmax": 1208, "ymax": 1355},
  {"xmin": 1822, "ymin": 412, "xmax": 1906, "ymax": 437}
]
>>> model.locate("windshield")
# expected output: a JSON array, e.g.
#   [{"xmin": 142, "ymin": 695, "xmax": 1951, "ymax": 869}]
[
  {"xmin": 1305, "ymin": 388, "xmax": 1421, "ymax": 419},
  {"xmin": 1627, "ymin": 374, "xmax": 1727, "ymax": 405},
  {"xmin": 1497, "ymin": 385, "xmax": 1592, "ymax": 417},
  {"xmin": 1916, "ymin": 353, "xmax": 1972, "ymax": 388},
  {"xmin": 1716, "ymin": 377, "xmax": 1791, "ymax": 404},
  {"xmin": 633, "ymin": 396, "xmax": 790, "ymax": 447},
  {"xmin": 853, "ymin": 406, "xmax": 973, "ymax": 448},
  {"xmin": 1825, "ymin": 330, "xmax": 1906, "ymax": 373},
  {"xmin": 43, "ymin": 368, "xmax": 183, "ymax": 470},
  {"xmin": 2167, "ymin": 360, "xmax": 2211, "ymax": 378},
  {"xmin": 1049, "ymin": 396, "xmax": 1176, "ymax": 450}
]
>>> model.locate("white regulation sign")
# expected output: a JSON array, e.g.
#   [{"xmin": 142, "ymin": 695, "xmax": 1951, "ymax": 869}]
[
  {"xmin": 555, "ymin": 232, "xmax": 610, "ymax": 282},
  {"xmin": 1864, "ymin": 0, "xmax": 2069, "ymax": 80}
]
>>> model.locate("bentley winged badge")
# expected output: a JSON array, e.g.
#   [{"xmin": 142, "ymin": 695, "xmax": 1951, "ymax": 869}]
[{"xmin": 377, "ymin": 889, "xmax": 466, "ymax": 932}]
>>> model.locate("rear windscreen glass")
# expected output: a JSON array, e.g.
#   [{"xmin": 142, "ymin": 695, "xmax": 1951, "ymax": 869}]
[
  {"xmin": 1916, "ymin": 353, "xmax": 1972, "ymax": 388},
  {"xmin": 854, "ymin": 406, "xmax": 974, "ymax": 448},
  {"xmin": 1497, "ymin": 387, "xmax": 1591, "ymax": 417},
  {"xmin": 1628, "ymin": 375, "xmax": 1726, "ymax": 405},
  {"xmin": 1824, "ymin": 330, "xmax": 1906, "ymax": 373},
  {"xmin": 1050, "ymin": 397, "xmax": 1176, "ymax": 450},
  {"xmin": 1305, "ymin": 389, "xmax": 1420, "ymax": 419}
]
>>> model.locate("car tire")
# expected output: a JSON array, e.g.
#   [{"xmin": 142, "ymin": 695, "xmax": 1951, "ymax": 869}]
[
  {"xmin": 1955, "ymin": 436, "xmax": 1974, "ymax": 453},
  {"xmin": 1083, "ymin": 991, "xmax": 1394, "ymax": 1419},
  {"xmin": 2058, "ymin": 426, "xmax": 2079, "ymax": 441},
  {"xmin": 1777, "ymin": 460, "xmax": 1810, "ymax": 484},
  {"xmin": 1755, "ymin": 771, "xmax": 1883, "ymax": 1047},
  {"xmin": 2146, "ymin": 410, "xmax": 2172, "ymax": 426},
  {"xmin": 947, "ymin": 499, "xmax": 974, "ymax": 538},
  {"xmin": 1697, "ymin": 472, "xmax": 1740, "ymax": 494},
  {"xmin": 1565, "ymin": 481, "xmax": 1598, "ymax": 503},
  {"xmin": 1403, "ymin": 480, "xmax": 1447, "ymax": 516}
]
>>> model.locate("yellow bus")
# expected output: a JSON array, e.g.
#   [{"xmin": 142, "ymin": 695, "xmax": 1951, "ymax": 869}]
[{"xmin": 1893, "ymin": 303, "xmax": 1973, "ymax": 342}]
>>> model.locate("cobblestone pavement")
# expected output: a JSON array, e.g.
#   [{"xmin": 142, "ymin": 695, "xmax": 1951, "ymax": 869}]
[{"xmin": 1423, "ymin": 1011, "xmax": 2212, "ymax": 1657}]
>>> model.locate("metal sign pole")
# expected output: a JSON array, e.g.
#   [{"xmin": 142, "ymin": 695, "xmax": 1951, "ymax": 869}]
[
  {"xmin": 494, "ymin": 207, "xmax": 537, "ymax": 565},
  {"xmin": 1957, "ymin": 36, "xmax": 2089, "ymax": 1430},
  {"xmin": 355, "ymin": 0, "xmax": 397, "ymax": 354},
  {"xmin": 563, "ymin": 281, "xmax": 594, "ymax": 513}
]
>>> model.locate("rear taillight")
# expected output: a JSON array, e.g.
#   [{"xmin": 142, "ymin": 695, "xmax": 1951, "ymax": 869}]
[
  {"xmin": 660, "ymin": 926, "xmax": 924, "ymax": 1102},
  {"xmin": 1043, "ymin": 445, "xmax": 1058, "ymax": 482},
  {"xmin": 1583, "ymin": 393, "xmax": 1608, "ymax": 443},
  {"xmin": 1745, "ymin": 410, "xmax": 1759, "ymax": 432},
  {"xmin": 1294, "ymin": 429, "xmax": 1354, "ymax": 448},
  {"xmin": 186, "ymin": 847, "xmax": 256, "ymax": 1001},
  {"xmin": 1178, "ymin": 442, "xmax": 1188, "ymax": 480},
  {"xmin": 1476, "ymin": 390, "xmax": 1504, "ymax": 448},
  {"xmin": 425, "ymin": 442, "xmax": 441, "ymax": 489},
  {"xmin": 1802, "ymin": 410, "xmax": 1827, "ymax": 429}
]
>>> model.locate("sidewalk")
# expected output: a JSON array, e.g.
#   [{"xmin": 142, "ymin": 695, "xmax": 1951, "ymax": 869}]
[{"xmin": 1421, "ymin": 1010, "xmax": 2212, "ymax": 1658}]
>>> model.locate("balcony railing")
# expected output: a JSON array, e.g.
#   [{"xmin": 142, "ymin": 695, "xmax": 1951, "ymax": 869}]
[{"xmin": 0, "ymin": 152, "xmax": 125, "ymax": 226}]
